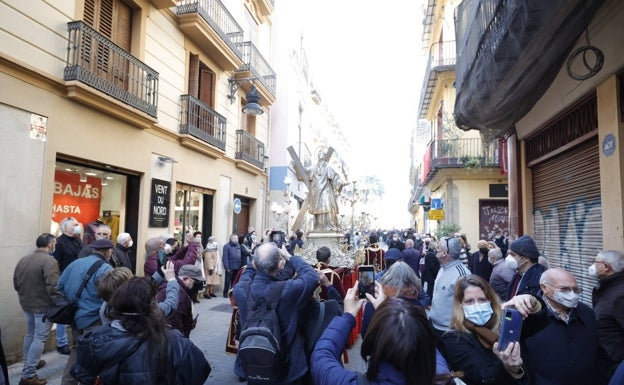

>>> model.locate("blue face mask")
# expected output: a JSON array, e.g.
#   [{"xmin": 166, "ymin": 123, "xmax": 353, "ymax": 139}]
[
  {"xmin": 49, "ymin": 248, "xmax": 56, "ymax": 255},
  {"xmin": 463, "ymin": 301, "xmax": 493, "ymax": 326}
]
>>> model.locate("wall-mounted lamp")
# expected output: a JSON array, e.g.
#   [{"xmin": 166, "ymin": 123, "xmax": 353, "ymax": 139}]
[
  {"xmin": 79, "ymin": 173, "xmax": 87, "ymax": 183},
  {"xmin": 228, "ymin": 77, "xmax": 264, "ymax": 116},
  {"xmin": 157, "ymin": 156, "xmax": 178, "ymax": 164}
]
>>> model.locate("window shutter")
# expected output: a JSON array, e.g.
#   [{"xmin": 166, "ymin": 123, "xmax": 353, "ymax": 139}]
[
  {"xmin": 112, "ymin": 0, "xmax": 131, "ymax": 51},
  {"xmin": 188, "ymin": 54, "xmax": 199, "ymax": 97}
]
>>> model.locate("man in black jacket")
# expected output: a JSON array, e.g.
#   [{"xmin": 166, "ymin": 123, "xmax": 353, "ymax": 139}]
[
  {"xmin": 590, "ymin": 250, "xmax": 624, "ymax": 378},
  {"xmin": 53, "ymin": 217, "xmax": 83, "ymax": 356}
]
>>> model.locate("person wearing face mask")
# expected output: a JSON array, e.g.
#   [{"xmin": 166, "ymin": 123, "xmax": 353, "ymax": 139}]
[
  {"xmin": 488, "ymin": 247, "xmax": 516, "ymax": 301},
  {"xmin": 53, "ymin": 217, "xmax": 84, "ymax": 356},
  {"xmin": 429, "ymin": 236, "xmax": 472, "ymax": 340},
  {"xmin": 443, "ymin": 274, "xmax": 532, "ymax": 385},
  {"xmin": 114, "ymin": 232, "xmax": 134, "ymax": 272},
  {"xmin": 222, "ymin": 234, "xmax": 242, "ymax": 298},
  {"xmin": 590, "ymin": 250, "xmax": 624, "ymax": 378},
  {"xmin": 57, "ymin": 238, "xmax": 115, "ymax": 385},
  {"xmin": 469, "ymin": 240, "xmax": 494, "ymax": 281},
  {"xmin": 505, "ymin": 235, "xmax": 546, "ymax": 300},
  {"xmin": 514, "ymin": 268, "xmax": 606, "ymax": 385},
  {"xmin": 156, "ymin": 264, "xmax": 205, "ymax": 337},
  {"xmin": 13, "ymin": 233, "xmax": 62, "ymax": 385},
  {"xmin": 202, "ymin": 236, "xmax": 221, "ymax": 298}
]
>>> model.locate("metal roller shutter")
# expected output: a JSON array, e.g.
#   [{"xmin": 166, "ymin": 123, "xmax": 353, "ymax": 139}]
[{"xmin": 532, "ymin": 138, "xmax": 601, "ymax": 305}]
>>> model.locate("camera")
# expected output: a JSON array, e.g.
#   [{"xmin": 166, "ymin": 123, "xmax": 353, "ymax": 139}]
[{"xmin": 270, "ymin": 230, "xmax": 285, "ymax": 249}]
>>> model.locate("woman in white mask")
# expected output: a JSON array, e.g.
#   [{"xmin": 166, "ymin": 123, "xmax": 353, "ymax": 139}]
[{"xmin": 443, "ymin": 274, "xmax": 530, "ymax": 385}]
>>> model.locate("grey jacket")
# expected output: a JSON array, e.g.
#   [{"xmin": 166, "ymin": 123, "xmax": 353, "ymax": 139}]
[{"xmin": 13, "ymin": 248, "xmax": 62, "ymax": 313}]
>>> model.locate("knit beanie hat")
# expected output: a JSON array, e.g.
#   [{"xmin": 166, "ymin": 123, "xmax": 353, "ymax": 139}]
[
  {"xmin": 384, "ymin": 248, "xmax": 403, "ymax": 261},
  {"xmin": 508, "ymin": 235, "xmax": 539, "ymax": 262}
]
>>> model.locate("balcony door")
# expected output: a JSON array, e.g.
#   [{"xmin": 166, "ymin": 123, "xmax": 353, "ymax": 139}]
[
  {"xmin": 188, "ymin": 54, "xmax": 217, "ymax": 138},
  {"xmin": 84, "ymin": 0, "xmax": 132, "ymax": 89}
]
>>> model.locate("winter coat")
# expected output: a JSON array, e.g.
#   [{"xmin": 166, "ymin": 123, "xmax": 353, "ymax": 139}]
[
  {"xmin": 233, "ymin": 256, "xmax": 318, "ymax": 383},
  {"xmin": 54, "ymin": 233, "xmax": 84, "ymax": 272},
  {"xmin": 443, "ymin": 331, "xmax": 527, "ymax": 385},
  {"xmin": 71, "ymin": 323, "xmax": 210, "ymax": 385},
  {"xmin": 222, "ymin": 241, "xmax": 242, "ymax": 271},
  {"xmin": 311, "ymin": 313, "xmax": 405, "ymax": 385},
  {"xmin": 592, "ymin": 271, "xmax": 624, "ymax": 377}
]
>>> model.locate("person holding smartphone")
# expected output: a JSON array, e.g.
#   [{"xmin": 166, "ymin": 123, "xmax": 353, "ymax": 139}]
[{"xmin": 443, "ymin": 275, "xmax": 535, "ymax": 385}]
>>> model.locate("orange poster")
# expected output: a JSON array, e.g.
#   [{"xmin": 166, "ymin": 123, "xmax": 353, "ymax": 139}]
[{"xmin": 53, "ymin": 170, "xmax": 102, "ymax": 226}]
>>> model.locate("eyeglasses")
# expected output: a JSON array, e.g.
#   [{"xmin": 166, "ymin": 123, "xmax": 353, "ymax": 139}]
[
  {"xmin": 544, "ymin": 283, "xmax": 582, "ymax": 294},
  {"xmin": 595, "ymin": 260, "xmax": 609, "ymax": 267}
]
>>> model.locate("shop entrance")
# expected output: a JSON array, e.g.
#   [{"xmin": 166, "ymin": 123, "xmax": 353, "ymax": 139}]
[
  {"xmin": 53, "ymin": 159, "xmax": 140, "ymax": 271},
  {"xmin": 174, "ymin": 183, "xmax": 214, "ymax": 245}
]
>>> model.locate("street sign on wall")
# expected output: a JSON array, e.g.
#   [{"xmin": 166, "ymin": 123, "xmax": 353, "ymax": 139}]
[{"xmin": 429, "ymin": 209, "xmax": 444, "ymax": 220}]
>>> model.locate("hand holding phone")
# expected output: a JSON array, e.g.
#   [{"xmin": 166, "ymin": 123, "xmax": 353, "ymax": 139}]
[
  {"xmin": 498, "ymin": 307, "xmax": 523, "ymax": 351},
  {"xmin": 357, "ymin": 265, "xmax": 375, "ymax": 299}
]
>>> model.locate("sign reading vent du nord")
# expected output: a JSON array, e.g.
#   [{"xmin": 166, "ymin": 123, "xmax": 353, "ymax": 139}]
[{"xmin": 149, "ymin": 178, "xmax": 170, "ymax": 227}]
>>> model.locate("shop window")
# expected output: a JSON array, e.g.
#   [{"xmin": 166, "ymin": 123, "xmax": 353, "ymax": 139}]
[
  {"xmin": 175, "ymin": 184, "xmax": 214, "ymax": 243},
  {"xmin": 52, "ymin": 161, "xmax": 127, "ymax": 242}
]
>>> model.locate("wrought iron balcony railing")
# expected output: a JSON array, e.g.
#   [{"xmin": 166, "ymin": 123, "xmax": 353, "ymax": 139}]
[
  {"xmin": 179, "ymin": 95, "xmax": 226, "ymax": 150},
  {"xmin": 236, "ymin": 41, "xmax": 276, "ymax": 97},
  {"xmin": 432, "ymin": 138, "xmax": 499, "ymax": 167},
  {"xmin": 64, "ymin": 21, "xmax": 159, "ymax": 117},
  {"xmin": 420, "ymin": 137, "xmax": 500, "ymax": 185},
  {"xmin": 419, "ymin": 40, "xmax": 456, "ymax": 119},
  {"xmin": 177, "ymin": 0, "xmax": 244, "ymax": 57},
  {"xmin": 235, "ymin": 130, "xmax": 265, "ymax": 169}
]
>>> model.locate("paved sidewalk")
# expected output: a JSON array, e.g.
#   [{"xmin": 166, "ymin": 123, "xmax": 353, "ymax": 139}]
[{"xmin": 8, "ymin": 295, "xmax": 364, "ymax": 384}]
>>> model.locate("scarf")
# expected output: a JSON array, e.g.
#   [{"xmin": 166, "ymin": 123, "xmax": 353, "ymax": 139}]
[{"xmin": 463, "ymin": 316, "xmax": 499, "ymax": 350}]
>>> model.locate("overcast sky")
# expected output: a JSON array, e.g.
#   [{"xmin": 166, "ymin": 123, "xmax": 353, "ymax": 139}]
[{"xmin": 299, "ymin": 1, "xmax": 427, "ymax": 228}]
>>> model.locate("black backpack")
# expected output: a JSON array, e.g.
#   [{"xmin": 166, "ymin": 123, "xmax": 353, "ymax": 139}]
[{"xmin": 238, "ymin": 280, "xmax": 288, "ymax": 383}]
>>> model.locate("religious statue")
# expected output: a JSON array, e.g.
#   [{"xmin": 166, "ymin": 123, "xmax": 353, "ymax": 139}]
[{"xmin": 288, "ymin": 146, "xmax": 347, "ymax": 232}]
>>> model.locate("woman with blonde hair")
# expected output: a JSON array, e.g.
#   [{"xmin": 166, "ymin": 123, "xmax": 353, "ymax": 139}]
[{"xmin": 443, "ymin": 274, "xmax": 528, "ymax": 384}]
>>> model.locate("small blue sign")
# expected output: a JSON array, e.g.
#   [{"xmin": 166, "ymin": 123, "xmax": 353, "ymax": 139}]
[
  {"xmin": 431, "ymin": 198, "xmax": 442, "ymax": 209},
  {"xmin": 603, "ymin": 133, "xmax": 616, "ymax": 157},
  {"xmin": 233, "ymin": 198, "xmax": 242, "ymax": 214}
]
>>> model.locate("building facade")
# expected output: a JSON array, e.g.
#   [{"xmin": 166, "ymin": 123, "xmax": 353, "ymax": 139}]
[
  {"xmin": 409, "ymin": 0, "xmax": 508, "ymax": 247},
  {"xmin": 1, "ymin": 0, "xmax": 276, "ymax": 359},
  {"xmin": 453, "ymin": 0, "xmax": 623, "ymax": 302}
]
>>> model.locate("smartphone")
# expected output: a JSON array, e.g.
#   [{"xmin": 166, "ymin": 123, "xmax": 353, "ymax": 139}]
[
  {"xmin": 498, "ymin": 307, "xmax": 523, "ymax": 351},
  {"xmin": 357, "ymin": 265, "xmax": 375, "ymax": 299},
  {"xmin": 158, "ymin": 250, "xmax": 167, "ymax": 265},
  {"xmin": 272, "ymin": 231, "xmax": 284, "ymax": 249}
]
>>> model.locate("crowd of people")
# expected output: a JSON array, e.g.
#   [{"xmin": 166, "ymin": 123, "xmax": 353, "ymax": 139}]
[{"xmin": 6, "ymin": 219, "xmax": 624, "ymax": 385}]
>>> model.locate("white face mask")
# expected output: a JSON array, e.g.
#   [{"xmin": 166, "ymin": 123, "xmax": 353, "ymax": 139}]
[
  {"xmin": 73, "ymin": 225, "xmax": 82, "ymax": 235},
  {"xmin": 195, "ymin": 236, "xmax": 202, "ymax": 243},
  {"xmin": 505, "ymin": 255, "xmax": 518, "ymax": 270},
  {"xmin": 164, "ymin": 244, "xmax": 172, "ymax": 255},
  {"xmin": 463, "ymin": 301, "xmax": 493, "ymax": 326},
  {"xmin": 551, "ymin": 290, "xmax": 580, "ymax": 308},
  {"xmin": 127, "ymin": 240, "xmax": 133, "ymax": 248},
  {"xmin": 588, "ymin": 264, "xmax": 597, "ymax": 277}
]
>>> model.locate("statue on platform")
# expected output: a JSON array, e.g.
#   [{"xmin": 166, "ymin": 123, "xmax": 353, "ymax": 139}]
[{"xmin": 288, "ymin": 146, "xmax": 347, "ymax": 232}]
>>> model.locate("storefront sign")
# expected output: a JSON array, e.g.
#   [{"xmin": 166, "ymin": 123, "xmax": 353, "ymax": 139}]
[
  {"xmin": 53, "ymin": 170, "xmax": 102, "ymax": 226},
  {"xmin": 149, "ymin": 178, "xmax": 170, "ymax": 227}
]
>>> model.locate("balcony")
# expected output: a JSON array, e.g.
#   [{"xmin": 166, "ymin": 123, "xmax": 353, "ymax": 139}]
[
  {"xmin": 419, "ymin": 40, "xmax": 456, "ymax": 119},
  {"xmin": 420, "ymin": 138, "xmax": 500, "ymax": 185},
  {"xmin": 453, "ymin": 0, "xmax": 605, "ymax": 137},
  {"xmin": 235, "ymin": 130, "xmax": 265, "ymax": 174},
  {"xmin": 234, "ymin": 41, "xmax": 277, "ymax": 103},
  {"xmin": 177, "ymin": 0, "xmax": 244, "ymax": 71},
  {"xmin": 64, "ymin": 21, "xmax": 159, "ymax": 127},
  {"xmin": 179, "ymin": 95, "xmax": 226, "ymax": 158}
]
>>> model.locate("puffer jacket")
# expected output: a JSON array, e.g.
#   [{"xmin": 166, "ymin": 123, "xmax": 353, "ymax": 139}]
[{"xmin": 71, "ymin": 323, "xmax": 210, "ymax": 385}]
